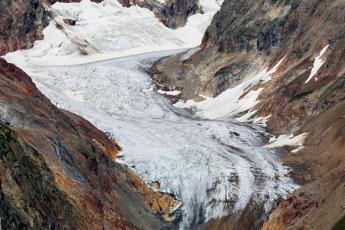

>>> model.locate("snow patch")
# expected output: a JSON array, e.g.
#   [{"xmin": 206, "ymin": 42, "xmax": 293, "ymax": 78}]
[
  {"xmin": 175, "ymin": 58, "xmax": 284, "ymax": 120},
  {"xmin": 252, "ymin": 114, "xmax": 272, "ymax": 127},
  {"xmin": 265, "ymin": 133, "xmax": 308, "ymax": 150},
  {"xmin": 305, "ymin": 45, "xmax": 329, "ymax": 84},
  {"xmin": 157, "ymin": 89, "xmax": 181, "ymax": 96}
]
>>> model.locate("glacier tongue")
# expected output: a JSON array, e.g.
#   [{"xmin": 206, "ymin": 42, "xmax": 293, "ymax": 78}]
[
  {"xmin": 14, "ymin": 53, "xmax": 298, "ymax": 228},
  {"xmin": 3, "ymin": 0, "xmax": 298, "ymax": 228}
]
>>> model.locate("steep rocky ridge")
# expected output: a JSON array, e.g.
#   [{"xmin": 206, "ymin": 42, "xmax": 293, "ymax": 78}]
[{"xmin": 151, "ymin": 0, "xmax": 345, "ymax": 229}]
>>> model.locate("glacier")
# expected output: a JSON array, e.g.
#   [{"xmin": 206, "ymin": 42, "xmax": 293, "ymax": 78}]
[{"xmin": 4, "ymin": 0, "xmax": 298, "ymax": 228}]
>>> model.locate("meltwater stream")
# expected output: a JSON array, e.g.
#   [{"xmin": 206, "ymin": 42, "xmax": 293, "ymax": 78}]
[{"xmin": 19, "ymin": 51, "xmax": 297, "ymax": 229}]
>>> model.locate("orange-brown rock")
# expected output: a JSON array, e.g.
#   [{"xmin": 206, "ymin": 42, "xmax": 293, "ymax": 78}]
[
  {"xmin": 127, "ymin": 170, "xmax": 180, "ymax": 221},
  {"xmin": 0, "ymin": 0, "xmax": 48, "ymax": 55}
]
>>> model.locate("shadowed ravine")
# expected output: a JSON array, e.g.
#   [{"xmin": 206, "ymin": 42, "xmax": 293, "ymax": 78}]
[{"xmin": 12, "ymin": 51, "xmax": 298, "ymax": 229}]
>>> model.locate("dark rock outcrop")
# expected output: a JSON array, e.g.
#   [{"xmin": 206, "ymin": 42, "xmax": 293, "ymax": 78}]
[
  {"xmin": 0, "ymin": 0, "xmax": 48, "ymax": 55},
  {"xmin": 63, "ymin": 18, "xmax": 77, "ymax": 26},
  {"xmin": 0, "ymin": 123, "xmax": 77, "ymax": 229}
]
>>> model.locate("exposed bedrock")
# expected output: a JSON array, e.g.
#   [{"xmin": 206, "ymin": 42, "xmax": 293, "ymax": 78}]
[{"xmin": 0, "ymin": 0, "xmax": 48, "ymax": 55}]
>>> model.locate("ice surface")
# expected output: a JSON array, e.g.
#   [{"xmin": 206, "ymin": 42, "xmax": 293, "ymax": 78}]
[
  {"xmin": 12, "ymin": 54, "xmax": 298, "ymax": 228},
  {"xmin": 4, "ymin": 1, "xmax": 298, "ymax": 228}
]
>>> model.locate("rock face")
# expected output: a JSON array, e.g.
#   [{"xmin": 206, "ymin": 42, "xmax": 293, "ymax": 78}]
[
  {"xmin": 0, "ymin": 57, "xmax": 179, "ymax": 229},
  {"xmin": 151, "ymin": 0, "xmax": 345, "ymax": 229},
  {"xmin": 0, "ymin": 0, "xmax": 48, "ymax": 55},
  {"xmin": 0, "ymin": 122, "xmax": 77, "ymax": 229},
  {"xmin": 118, "ymin": 0, "xmax": 200, "ymax": 28}
]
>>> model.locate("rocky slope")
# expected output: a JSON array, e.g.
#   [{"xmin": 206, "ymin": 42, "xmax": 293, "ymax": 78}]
[
  {"xmin": 0, "ymin": 0, "xmax": 48, "ymax": 55},
  {"xmin": 151, "ymin": 0, "xmax": 345, "ymax": 229}
]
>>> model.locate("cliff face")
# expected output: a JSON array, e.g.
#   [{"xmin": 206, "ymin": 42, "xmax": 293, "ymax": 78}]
[
  {"xmin": 0, "ymin": 0, "xmax": 48, "ymax": 55},
  {"xmin": 151, "ymin": 0, "xmax": 345, "ymax": 229},
  {"xmin": 118, "ymin": 0, "xmax": 200, "ymax": 28}
]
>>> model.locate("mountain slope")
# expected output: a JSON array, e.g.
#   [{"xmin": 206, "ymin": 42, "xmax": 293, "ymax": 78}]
[
  {"xmin": 0, "ymin": 122, "xmax": 77, "ymax": 229},
  {"xmin": 151, "ymin": 0, "xmax": 345, "ymax": 229}
]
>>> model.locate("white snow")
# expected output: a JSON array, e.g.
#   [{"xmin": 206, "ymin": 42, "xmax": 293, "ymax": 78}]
[
  {"xmin": 265, "ymin": 133, "xmax": 308, "ymax": 150},
  {"xmin": 157, "ymin": 89, "xmax": 181, "ymax": 96},
  {"xmin": 305, "ymin": 45, "xmax": 329, "ymax": 84},
  {"xmin": 3, "ymin": 1, "xmax": 298, "ymax": 229},
  {"xmin": 4, "ymin": 0, "xmax": 221, "ymax": 66},
  {"xmin": 175, "ymin": 58, "xmax": 284, "ymax": 120},
  {"xmin": 291, "ymin": 146, "xmax": 305, "ymax": 153}
]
